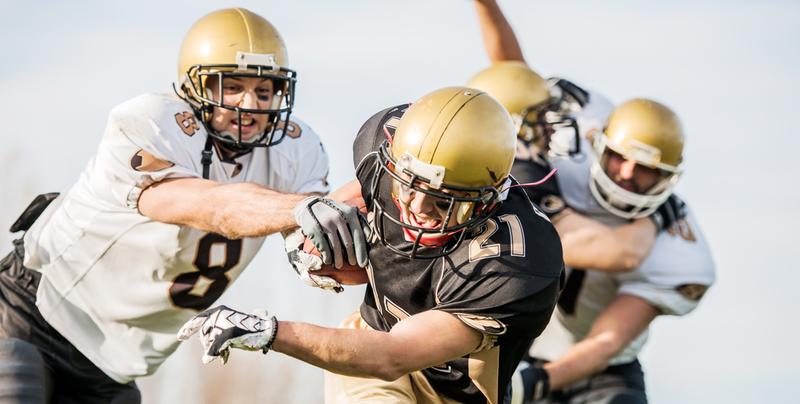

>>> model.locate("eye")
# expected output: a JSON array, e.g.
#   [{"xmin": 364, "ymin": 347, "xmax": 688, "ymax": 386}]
[
  {"xmin": 222, "ymin": 83, "xmax": 243, "ymax": 94},
  {"xmin": 399, "ymin": 183, "xmax": 414, "ymax": 199},
  {"xmin": 256, "ymin": 87, "xmax": 273, "ymax": 102},
  {"xmin": 433, "ymin": 199, "xmax": 452, "ymax": 212}
]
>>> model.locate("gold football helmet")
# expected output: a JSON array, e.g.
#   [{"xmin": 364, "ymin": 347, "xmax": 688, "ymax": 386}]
[
  {"xmin": 590, "ymin": 98, "xmax": 685, "ymax": 218},
  {"xmin": 371, "ymin": 87, "xmax": 517, "ymax": 258},
  {"xmin": 467, "ymin": 61, "xmax": 579, "ymax": 156},
  {"xmin": 175, "ymin": 8, "xmax": 296, "ymax": 148}
]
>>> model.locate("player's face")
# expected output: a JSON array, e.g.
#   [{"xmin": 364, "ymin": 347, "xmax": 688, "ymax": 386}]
[
  {"xmin": 603, "ymin": 150, "xmax": 662, "ymax": 194},
  {"xmin": 206, "ymin": 76, "xmax": 274, "ymax": 141},
  {"xmin": 394, "ymin": 175, "xmax": 469, "ymax": 230}
]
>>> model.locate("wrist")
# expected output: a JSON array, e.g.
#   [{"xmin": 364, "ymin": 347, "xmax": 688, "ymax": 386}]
[
  {"xmin": 531, "ymin": 366, "xmax": 550, "ymax": 401},
  {"xmin": 263, "ymin": 315, "xmax": 279, "ymax": 354},
  {"xmin": 648, "ymin": 211, "xmax": 664, "ymax": 233}
]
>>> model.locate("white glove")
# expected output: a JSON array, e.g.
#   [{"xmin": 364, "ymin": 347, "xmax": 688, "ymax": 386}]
[
  {"xmin": 284, "ymin": 229, "xmax": 344, "ymax": 293},
  {"xmin": 177, "ymin": 305, "xmax": 277, "ymax": 364}
]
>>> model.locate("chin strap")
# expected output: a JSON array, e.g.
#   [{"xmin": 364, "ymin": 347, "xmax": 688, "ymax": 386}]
[
  {"xmin": 507, "ymin": 168, "xmax": 558, "ymax": 190},
  {"xmin": 201, "ymin": 136, "xmax": 214, "ymax": 180}
]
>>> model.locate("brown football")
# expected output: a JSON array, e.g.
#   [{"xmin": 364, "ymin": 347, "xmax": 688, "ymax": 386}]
[{"xmin": 302, "ymin": 238, "xmax": 369, "ymax": 285}]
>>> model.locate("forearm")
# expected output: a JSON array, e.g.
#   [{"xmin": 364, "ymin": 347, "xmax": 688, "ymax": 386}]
[
  {"xmin": 543, "ymin": 332, "xmax": 619, "ymax": 390},
  {"xmin": 474, "ymin": 0, "xmax": 525, "ymax": 62},
  {"xmin": 271, "ymin": 321, "xmax": 403, "ymax": 381},
  {"xmin": 544, "ymin": 295, "xmax": 658, "ymax": 390},
  {"xmin": 140, "ymin": 179, "xmax": 306, "ymax": 239},
  {"xmin": 202, "ymin": 183, "xmax": 306, "ymax": 239},
  {"xmin": 556, "ymin": 214, "xmax": 656, "ymax": 272},
  {"xmin": 271, "ymin": 311, "xmax": 480, "ymax": 382}
]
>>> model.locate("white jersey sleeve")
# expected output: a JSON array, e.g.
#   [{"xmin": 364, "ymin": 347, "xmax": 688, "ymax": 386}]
[
  {"xmin": 265, "ymin": 118, "xmax": 330, "ymax": 195},
  {"xmin": 575, "ymin": 89, "xmax": 614, "ymax": 140},
  {"xmin": 530, "ymin": 202, "xmax": 716, "ymax": 365},
  {"xmin": 93, "ymin": 93, "xmax": 208, "ymax": 210},
  {"xmin": 617, "ymin": 207, "xmax": 716, "ymax": 315}
]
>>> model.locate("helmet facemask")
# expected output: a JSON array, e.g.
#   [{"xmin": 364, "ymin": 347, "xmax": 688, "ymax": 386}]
[
  {"xmin": 176, "ymin": 53, "xmax": 297, "ymax": 150},
  {"xmin": 369, "ymin": 141, "xmax": 502, "ymax": 259},
  {"xmin": 518, "ymin": 99, "xmax": 582, "ymax": 158},
  {"xmin": 589, "ymin": 135, "xmax": 682, "ymax": 219}
]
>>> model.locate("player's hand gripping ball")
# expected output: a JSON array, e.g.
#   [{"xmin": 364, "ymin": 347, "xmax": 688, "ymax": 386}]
[
  {"xmin": 286, "ymin": 191, "xmax": 369, "ymax": 290},
  {"xmin": 302, "ymin": 237, "xmax": 369, "ymax": 285},
  {"xmin": 305, "ymin": 192, "xmax": 369, "ymax": 285}
]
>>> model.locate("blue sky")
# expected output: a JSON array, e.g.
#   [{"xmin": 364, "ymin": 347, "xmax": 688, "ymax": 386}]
[{"xmin": 1, "ymin": 1, "xmax": 797, "ymax": 402}]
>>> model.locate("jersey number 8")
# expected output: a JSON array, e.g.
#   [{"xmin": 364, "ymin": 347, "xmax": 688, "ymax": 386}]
[{"xmin": 169, "ymin": 233, "xmax": 243, "ymax": 311}]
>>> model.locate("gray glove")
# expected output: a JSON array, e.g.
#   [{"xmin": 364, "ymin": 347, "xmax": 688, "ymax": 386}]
[
  {"xmin": 293, "ymin": 196, "xmax": 368, "ymax": 269},
  {"xmin": 177, "ymin": 305, "xmax": 277, "ymax": 365}
]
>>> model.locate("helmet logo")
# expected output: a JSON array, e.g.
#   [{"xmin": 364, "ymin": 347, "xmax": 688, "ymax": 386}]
[
  {"xmin": 174, "ymin": 111, "xmax": 200, "ymax": 136},
  {"xmin": 236, "ymin": 51, "xmax": 277, "ymax": 70},
  {"xmin": 396, "ymin": 152, "xmax": 445, "ymax": 189},
  {"xmin": 619, "ymin": 138, "xmax": 662, "ymax": 166}
]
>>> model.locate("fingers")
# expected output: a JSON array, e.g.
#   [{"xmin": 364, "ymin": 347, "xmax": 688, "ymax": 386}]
[
  {"xmin": 177, "ymin": 315, "xmax": 209, "ymax": 341},
  {"xmin": 325, "ymin": 228, "xmax": 344, "ymax": 269},
  {"xmin": 307, "ymin": 273, "xmax": 343, "ymax": 293},
  {"xmin": 295, "ymin": 196, "xmax": 369, "ymax": 269},
  {"xmin": 348, "ymin": 212, "xmax": 369, "ymax": 268},
  {"xmin": 338, "ymin": 210, "xmax": 358, "ymax": 267},
  {"xmin": 329, "ymin": 202, "xmax": 366, "ymax": 268},
  {"xmin": 202, "ymin": 353, "xmax": 219, "ymax": 365},
  {"xmin": 312, "ymin": 232, "xmax": 333, "ymax": 266}
]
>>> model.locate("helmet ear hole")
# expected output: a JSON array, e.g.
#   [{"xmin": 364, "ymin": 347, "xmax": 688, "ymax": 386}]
[{"xmin": 456, "ymin": 202, "xmax": 475, "ymax": 225}]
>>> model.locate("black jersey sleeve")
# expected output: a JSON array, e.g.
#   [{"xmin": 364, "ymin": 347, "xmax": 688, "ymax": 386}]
[
  {"xmin": 433, "ymin": 192, "xmax": 564, "ymax": 343},
  {"xmin": 435, "ymin": 257, "xmax": 562, "ymax": 343},
  {"xmin": 352, "ymin": 104, "xmax": 409, "ymax": 205},
  {"xmin": 352, "ymin": 104, "xmax": 409, "ymax": 172}
]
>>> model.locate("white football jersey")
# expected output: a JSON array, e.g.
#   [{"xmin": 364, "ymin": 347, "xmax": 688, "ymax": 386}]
[
  {"xmin": 530, "ymin": 135, "xmax": 716, "ymax": 366},
  {"xmin": 23, "ymin": 93, "xmax": 329, "ymax": 383}
]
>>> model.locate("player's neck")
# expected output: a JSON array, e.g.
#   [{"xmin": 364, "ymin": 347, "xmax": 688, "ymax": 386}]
[{"xmin": 212, "ymin": 139, "xmax": 252, "ymax": 162}]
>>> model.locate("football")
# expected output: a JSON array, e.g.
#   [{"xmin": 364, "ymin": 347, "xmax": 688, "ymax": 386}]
[{"xmin": 302, "ymin": 237, "xmax": 369, "ymax": 285}]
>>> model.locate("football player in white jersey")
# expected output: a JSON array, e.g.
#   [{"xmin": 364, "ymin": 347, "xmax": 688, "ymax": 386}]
[
  {"xmin": 0, "ymin": 8, "xmax": 367, "ymax": 404},
  {"xmin": 469, "ymin": 0, "xmax": 667, "ymax": 276},
  {"xmin": 469, "ymin": 2, "xmax": 716, "ymax": 403},
  {"xmin": 514, "ymin": 100, "xmax": 716, "ymax": 404},
  {"xmin": 468, "ymin": 0, "xmax": 672, "ymax": 271}
]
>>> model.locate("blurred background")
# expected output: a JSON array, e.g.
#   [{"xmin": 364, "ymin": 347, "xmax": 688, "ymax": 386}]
[{"xmin": 1, "ymin": 0, "xmax": 797, "ymax": 402}]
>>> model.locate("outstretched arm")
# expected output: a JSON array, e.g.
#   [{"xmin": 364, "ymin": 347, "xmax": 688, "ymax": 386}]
[
  {"xmin": 543, "ymin": 294, "xmax": 658, "ymax": 390},
  {"xmin": 554, "ymin": 210, "xmax": 657, "ymax": 272},
  {"xmin": 140, "ymin": 177, "xmax": 369, "ymax": 268},
  {"xmin": 274, "ymin": 310, "xmax": 481, "ymax": 381},
  {"xmin": 474, "ymin": 0, "xmax": 525, "ymax": 63},
  {"xmin": 179, "ymin": 306, "xmax": 483, "ymax": 382},
  {"xmin": 139, "ymin": 178, "xmax": 305, "ymax": 239}
]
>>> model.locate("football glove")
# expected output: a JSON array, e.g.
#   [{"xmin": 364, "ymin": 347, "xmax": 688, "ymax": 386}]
[
  {"xmin": 177, "ymin": 305, "xmax": 277, "ymax": 365},
  {"xmin": 284, "ymin": 228, "xmax": 343, "ymax": 293},
  {"xmin": 649, "ymin": 194, "xmax": 687, "ymax": 233},
  {"xmin": 512, "ymin": 359, "xmax": 551, "ymax": 403},
  {"xmin": 293, "ymin": 196, "xmax": 369, "ymax": 269}
]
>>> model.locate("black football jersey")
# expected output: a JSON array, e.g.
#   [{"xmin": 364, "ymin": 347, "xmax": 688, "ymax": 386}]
[
  {"xmin": 511, "ymin": 138, "xmax": 555, "ymax": 203},
  {"xmin": 352, "ymin": 105, "xmax": 564, "ymax": 403}
]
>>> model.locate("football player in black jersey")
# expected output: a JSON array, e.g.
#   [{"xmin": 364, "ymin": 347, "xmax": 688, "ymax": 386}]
[{"xmin": 178, "ymin": 87, "xmax": 564, "ymax": 404}]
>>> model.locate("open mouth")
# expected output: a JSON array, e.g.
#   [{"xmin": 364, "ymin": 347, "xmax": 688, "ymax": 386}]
[
  {"xmin": 232, "ymin": 116, "xmax": 257, "ymax": 134},
  {"xmin": 406, "ymin": 211, "xmax": 442, "ymax": 229}
]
